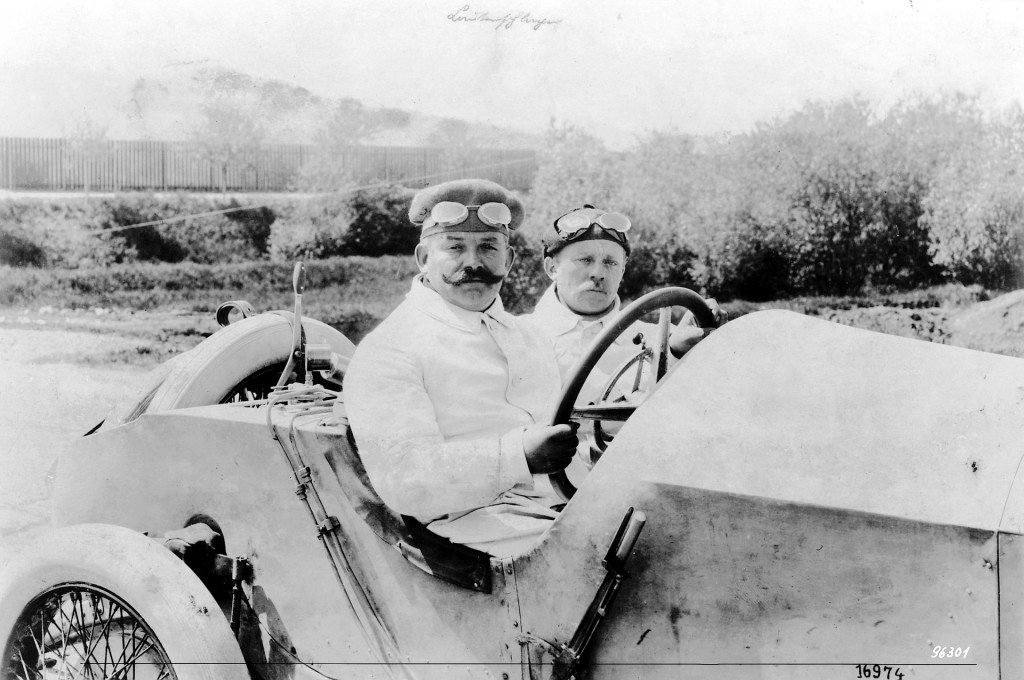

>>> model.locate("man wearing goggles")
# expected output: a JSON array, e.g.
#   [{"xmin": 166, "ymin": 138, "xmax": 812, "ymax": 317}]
[
  {"xmin": 525, "ymin": 205, "xmax": 724, "ymax": 407},
  {"xmin": 345, "ymin": 179, "xmax": 578, "ymax": 557}
]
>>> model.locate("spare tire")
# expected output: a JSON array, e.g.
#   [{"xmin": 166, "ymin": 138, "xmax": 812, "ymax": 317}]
[{"xmin": 104, "ymin": 313, "xmax": 355, "ymax": 428}]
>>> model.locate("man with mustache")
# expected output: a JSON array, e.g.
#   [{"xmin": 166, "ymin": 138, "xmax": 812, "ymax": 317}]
[
  {"xmin": 525, "ymin": 205, "xmax": 724, "ymax": 409},
  {"xmin": 344, "ymin": 179, "xmax": 578, "ymax": 557}
]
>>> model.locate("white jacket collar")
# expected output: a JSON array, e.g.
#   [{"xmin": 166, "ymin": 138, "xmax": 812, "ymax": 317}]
[
  {"xmin": 531, "ymin": 283, "xmax": 622, "ymax": 337},
  {"xmin": 407, "ymin": 275, "xmax": 511, "ymax": 335}
]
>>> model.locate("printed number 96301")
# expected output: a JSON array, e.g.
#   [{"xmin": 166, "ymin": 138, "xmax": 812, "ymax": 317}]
[
  {"xmin": 855, "ymin": 666, "xmax": 903, "ymax": 679},
  {"xmin": 933, "ymin": 645, "xmax": 969, "ymax": 659}
]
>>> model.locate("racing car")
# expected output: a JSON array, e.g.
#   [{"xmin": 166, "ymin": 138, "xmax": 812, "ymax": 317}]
[{"xmin": 2, "ymin": 263, "xmax": 1022, "ymax": 679}]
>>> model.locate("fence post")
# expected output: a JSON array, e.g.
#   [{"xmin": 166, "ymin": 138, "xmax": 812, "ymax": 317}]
[{"xmin": 0, "ymin": 137, "xmax": 541, "ymax": 194}]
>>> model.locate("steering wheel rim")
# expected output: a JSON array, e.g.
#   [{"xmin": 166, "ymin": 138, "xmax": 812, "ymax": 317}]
[{"xmin": 548, "ymin": 287, "xmax": 717, "ymax": 501}]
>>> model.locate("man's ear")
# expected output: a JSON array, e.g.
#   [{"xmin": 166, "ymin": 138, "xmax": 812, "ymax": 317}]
[
  {"xmin": 414, "ymin": 242, "xmax": 429, "ymax": 272},
  {"xmin": 504, "ymin": 246, "xmax": 517, "ymax": 274},
  {"xmin": 542, "ymin": 255, "xmax": 559, "ymax": 281}
]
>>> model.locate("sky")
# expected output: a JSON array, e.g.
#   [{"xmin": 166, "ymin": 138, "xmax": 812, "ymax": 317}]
[{"xmin": 1, "ymin": 0, "xmax": 1023, "ymax": 148}]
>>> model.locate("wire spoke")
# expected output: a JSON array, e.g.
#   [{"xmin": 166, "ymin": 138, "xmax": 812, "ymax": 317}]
[
  {"xmin": 82, "ymin": 594, "xmax": 120, "ymax": 676},
  {"xmin": 6, "ymin": 586, "xmax": 175, "ymax": 680},
  {"xmin": 107, "ymin": 639, "xmax": 158, "ymax": 680}
]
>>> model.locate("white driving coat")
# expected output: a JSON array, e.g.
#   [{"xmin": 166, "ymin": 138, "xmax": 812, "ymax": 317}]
[{"xmin": 343, "ymin": 277, "xmax": 563, "ymax": 556}]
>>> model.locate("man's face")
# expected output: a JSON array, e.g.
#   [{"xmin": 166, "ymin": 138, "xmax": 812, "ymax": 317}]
[
  {"xmin": 416, "ymin": 231, "xmax": 515, "ymax": 312},
  {"xmin": 544, "ymin": 239, "xmax": 627, "ymax": 316}
]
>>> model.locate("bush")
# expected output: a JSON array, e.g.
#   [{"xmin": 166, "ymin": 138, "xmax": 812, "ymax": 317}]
[
  {"xmin": 697, "ymin": 218, "xmax": 794, "ymax": 302},
  {"xmin": 619, "ymin": 231, "xmax": 699, "ymax": 299},
  {"xmin": 269, "ymin": 185, "xmax": 418, "ymax": 261},
  {"xmin": 922, "ymin": 136, "xmax": 1024, "ymax": 289},
  {"xmin": 0, "ymin": 256, "xmax": 419, "ymax": 311},
  {"xmin": 97, "ymin": 195, "xmax": 274, "ymax": 264},
  {"xmin": 527, "ymin": 96, "xmax": 1024, "ymax": 300},
  {"xmin": 501, "ymin": 231, "xmax": 548, "ymax": 313},
  {"xmin": 0, "ymin": 200, "xmax": 120, "ymax": 267},
  {"xmin": 269, "ymin": 217, "xmax": 335, "ymax": 261},
  {"xmin": 225, "ymin": 203, "xmax": 274, "ymax": 255},
  {"xmin": 0, "ymin": 189, "xmax": 423, "ymax": 268},
  {"xmin": 0, "ymin": 194, "xmax": 278, "ymax": 268},
  {"xmin": 341, "ymin": 185, "xmax": 419, "ymax": 256},
  {"xmin": 0, "ymin": 229, "xmax": 47, "ymax": 267}
]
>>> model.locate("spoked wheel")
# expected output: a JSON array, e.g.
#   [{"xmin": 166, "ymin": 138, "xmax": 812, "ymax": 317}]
[
  {"xmin": 0, "ymin": 525, "xmax": 249, "ymax": 680},
  {"xmin": 5, "ymin": 584, "xmax": 175, "ymax": 679}
]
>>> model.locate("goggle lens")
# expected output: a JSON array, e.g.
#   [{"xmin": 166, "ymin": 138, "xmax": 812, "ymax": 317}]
[
  {"xmin": 427, "ymin": 201, "xmax": 512, "ymax": 229},
  {"xmin": 553, "ymin": 209, "xmax": 632, "ymax": 241}
]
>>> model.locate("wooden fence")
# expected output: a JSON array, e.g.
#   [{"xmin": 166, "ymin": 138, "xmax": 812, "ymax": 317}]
[{"xmin": 0, "ymin": 137, "xmax": 538, "ymax": 193}]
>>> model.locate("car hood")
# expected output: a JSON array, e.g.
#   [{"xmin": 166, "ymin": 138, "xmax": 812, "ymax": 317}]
[{"xmin": 597, "ymin": 309, "xmax": 1024, "ymax": 534}]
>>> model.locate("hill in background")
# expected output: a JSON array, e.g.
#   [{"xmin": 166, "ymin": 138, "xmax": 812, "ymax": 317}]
[{"xmin": 0, "ymin": 62, "xmax": 545, "ymax": 150}]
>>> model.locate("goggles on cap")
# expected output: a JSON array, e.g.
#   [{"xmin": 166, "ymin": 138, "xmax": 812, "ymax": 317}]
[
  {"xmin": 423, "ymin": 201, "xmax": 513, "ymax": 231},
  {"xmin": 552, "ymin": 207, "xmax": 632, "ymax": 245}
]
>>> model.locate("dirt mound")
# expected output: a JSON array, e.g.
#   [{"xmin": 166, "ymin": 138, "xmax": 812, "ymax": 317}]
[
  {"xmin": 820, "ymin": 289, "xmax": 1024, "ymax": 358},
  {"xmin": 947, "ymin": 289, "xmax": 1024, "ymax": 358},
  {"xmin": 819, "ymin": 306, "xmax": 953, "ymax": 345}
]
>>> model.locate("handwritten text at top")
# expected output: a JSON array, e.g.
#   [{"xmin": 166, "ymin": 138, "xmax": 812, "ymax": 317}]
[{"xmin": 447, "ymin": 5, "xmax": 562, "ymax": 31}]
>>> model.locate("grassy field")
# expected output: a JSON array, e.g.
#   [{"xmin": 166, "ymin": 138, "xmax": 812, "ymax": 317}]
[
  {"xmin": 0, "ymin": 257, "xmax": 418, "ymax": 362},
  {"xmin": 1, "ymin": 257, "xmax": 1017, "ymax": 368}
]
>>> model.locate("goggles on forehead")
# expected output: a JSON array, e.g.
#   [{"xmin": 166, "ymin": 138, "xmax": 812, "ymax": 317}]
[
  {"xmin": 423, "ymin": 201, "xmax": 513, "ymax": 231},
  {"xmin": 552, "ymin": 207, "xmax": 632, "ymax": 244}
]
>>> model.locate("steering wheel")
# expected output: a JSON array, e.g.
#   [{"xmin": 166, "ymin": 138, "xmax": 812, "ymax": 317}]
[{"xmin": 547, "ymin": 287, "xmax": 719, "ymax": 501}]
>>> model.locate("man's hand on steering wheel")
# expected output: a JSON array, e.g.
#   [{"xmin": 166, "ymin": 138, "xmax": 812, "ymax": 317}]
[
  {"xmin": 669, "ymin": 297, "xmax": 725, "ymax": 358},
  {"xmin": 523, "ymin": 423, "xmax": 580, "ymax": 474}
]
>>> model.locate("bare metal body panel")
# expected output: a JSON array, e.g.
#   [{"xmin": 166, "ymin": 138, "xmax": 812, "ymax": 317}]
[{"xmin": 47, "ymin": 309, "xmax": 1024, "ymax": 678}]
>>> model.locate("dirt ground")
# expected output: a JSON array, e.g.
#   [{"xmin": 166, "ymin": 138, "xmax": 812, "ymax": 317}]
[
  {"xmin": 818, "ymin": 289, "xmax": 1024, "ymax": 358},
  {"xmin": 0, "ymin": 321, "xmax": 180, "ymax": 563},
  {"xmin": 3, "ymin": 289, "xmax": 1024, "ymax": 565}
]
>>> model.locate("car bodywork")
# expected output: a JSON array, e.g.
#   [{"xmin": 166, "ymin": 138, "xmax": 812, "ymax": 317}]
[{"xmin": 16, "ymin": 308, "xmax": 1024, "ymax": 679}]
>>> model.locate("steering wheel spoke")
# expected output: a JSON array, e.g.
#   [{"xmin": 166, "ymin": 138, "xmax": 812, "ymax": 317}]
[{"xmin": 571, "ymin": 404, "xmax": 637, "ymax": 422}]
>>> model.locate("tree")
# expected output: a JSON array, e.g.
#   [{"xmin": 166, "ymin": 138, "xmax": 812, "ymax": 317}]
[
  {"xmin": 429, "ymin": 118, "xmax": 477, "ymax": 176},
  {"xmin": 191, "ymin": 100, "xmax": 266, "ymax": 195},
  {"xmin": 293, "ymin": 98, "xmax": 411, "ymax": 192},
  {"xmin": 525, "ymin": 122, "xmax": 625, "ymax": 240},
  {"xmin": 922, "ymin": 106, "xmax": 1024, "ymax": 288},
  {"xmin": 728, "ymin": 97, "xmax": 939, "ymax": 296},
  {"xmin": 63, "ymin": 119, "xmax": 112, "ymax": 201},
  {"xmin": 620, "ymin": 131, "xmax": 701, "ymax": 235}
]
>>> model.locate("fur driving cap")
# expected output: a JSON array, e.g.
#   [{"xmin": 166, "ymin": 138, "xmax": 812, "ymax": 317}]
[{"xmin": 409, "ymin": 179, "xmax": 524, "ymax": 238}]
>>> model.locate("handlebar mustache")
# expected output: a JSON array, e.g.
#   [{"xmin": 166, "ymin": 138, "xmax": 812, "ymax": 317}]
[{"xmin": 442, "ymin": 267, "xmax": 506, "ymax": 286}]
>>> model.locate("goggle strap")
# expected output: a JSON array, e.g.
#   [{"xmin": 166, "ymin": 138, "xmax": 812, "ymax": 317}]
[{"xmin": 421, "ymin": 222, "xmax": 510, "ymax": 239}]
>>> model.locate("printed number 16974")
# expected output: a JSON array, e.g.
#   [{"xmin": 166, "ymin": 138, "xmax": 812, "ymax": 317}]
[{"xmin": 855, "ymin": 666, "xmax": 903, "ymax": 679}]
